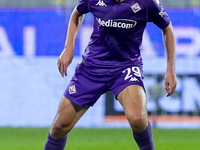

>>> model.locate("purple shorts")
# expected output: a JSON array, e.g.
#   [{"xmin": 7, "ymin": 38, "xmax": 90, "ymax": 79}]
[{"xmin": 63, "ymin": 64, "xmax": 145, "ymax": 107}]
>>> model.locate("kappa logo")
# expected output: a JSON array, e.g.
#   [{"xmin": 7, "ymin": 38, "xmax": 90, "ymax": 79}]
[
  {"xmin": 69, "ymin": 85, "xmax": 76, "ymax": 94},
  {"xmin": 96, "ymin": 0, "xmax": 107, "ymax": 6},
  {"xmin": 159, "ymin": 7, "xmax": 164, "ymax": 17},
  {"xmin": 131, "ymin": 3, "xmax": 141, "ymax": 13},
  {"xmin": 129, "ymin": 77, "xmax": 139, "ymax": 82},
  {"xmin": 155, "ymin": 0, "xmax": 160, "ymax": 5}
]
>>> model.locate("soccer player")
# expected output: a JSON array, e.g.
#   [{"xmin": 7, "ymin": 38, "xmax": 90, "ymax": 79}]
[{"xmin": 44, "ymin": 0, "xmax": 178, "ymax": 149}]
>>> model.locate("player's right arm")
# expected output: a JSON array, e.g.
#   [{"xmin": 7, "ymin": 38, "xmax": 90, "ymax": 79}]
[{"xmin": 57, "ymin": 7, "xmax": 85, "ymax": 77}]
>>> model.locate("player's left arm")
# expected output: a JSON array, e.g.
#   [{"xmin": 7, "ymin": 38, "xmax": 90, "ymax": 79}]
[{"xmin": 162, "ymin": 22, "xmax": 178, "ymax": 96}]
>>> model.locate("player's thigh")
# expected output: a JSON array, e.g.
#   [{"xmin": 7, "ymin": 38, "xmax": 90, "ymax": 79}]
[
  {"xmin": 51, "ymin": 96, "xmax": 89, "ymax": 132},
  {"xmin": 117, "ymin": 85, "xmax": 148, "ymax": 121}
]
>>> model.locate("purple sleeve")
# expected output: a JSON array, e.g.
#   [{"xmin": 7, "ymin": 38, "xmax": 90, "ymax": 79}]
[
  {"xmin": 147, "ymin": 0, "xmax": 170, "ymax": 29},
  {"xmin": 77, "ymin": 0, "xmax": 90, "ymax": 14}
]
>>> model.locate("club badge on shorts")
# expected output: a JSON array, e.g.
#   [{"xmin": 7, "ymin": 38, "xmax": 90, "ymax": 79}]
[{"xmin": 69, "ymin": 85, "xmax": 76, "ymax": 94}]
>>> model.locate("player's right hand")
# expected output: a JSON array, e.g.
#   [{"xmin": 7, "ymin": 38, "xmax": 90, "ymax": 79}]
[{"xmin": 57, "ymin": 48, "xmax": 74, "ymax": 77}]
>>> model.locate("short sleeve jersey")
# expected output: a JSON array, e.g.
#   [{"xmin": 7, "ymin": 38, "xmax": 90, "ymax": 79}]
[{"xmin": 77, "ymin": 0, "xmax": 170, "ymax": 71}]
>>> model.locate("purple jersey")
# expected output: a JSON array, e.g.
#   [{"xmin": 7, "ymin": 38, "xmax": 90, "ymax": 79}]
[{"xmin": 77, "ymin": 0, "xmax": 170, "ymax": 75}]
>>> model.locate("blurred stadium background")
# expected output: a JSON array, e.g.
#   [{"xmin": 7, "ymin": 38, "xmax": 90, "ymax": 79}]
[{"xmin": 1, "ymin": 0, "xmax": 200, "ymax": 130}]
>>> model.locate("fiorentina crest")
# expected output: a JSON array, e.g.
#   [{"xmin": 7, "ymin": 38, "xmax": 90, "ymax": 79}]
[
  {"xmin": 131, "ymin": 3, "xmax": 141, "ymax": 13},
  {"xmin": 69, "ymin": 85, "xmax": 76, "ymax": 94}
]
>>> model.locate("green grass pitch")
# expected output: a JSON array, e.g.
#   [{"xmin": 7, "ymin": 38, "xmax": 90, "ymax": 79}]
[{"xmin": 0, "ymin": 127, "xmax": 199, "ymax": 150}]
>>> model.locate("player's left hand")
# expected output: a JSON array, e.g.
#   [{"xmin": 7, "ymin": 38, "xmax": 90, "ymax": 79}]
[{"xmin": 164, "ymin": 69, "xmax": 178, "ymax": 97}]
